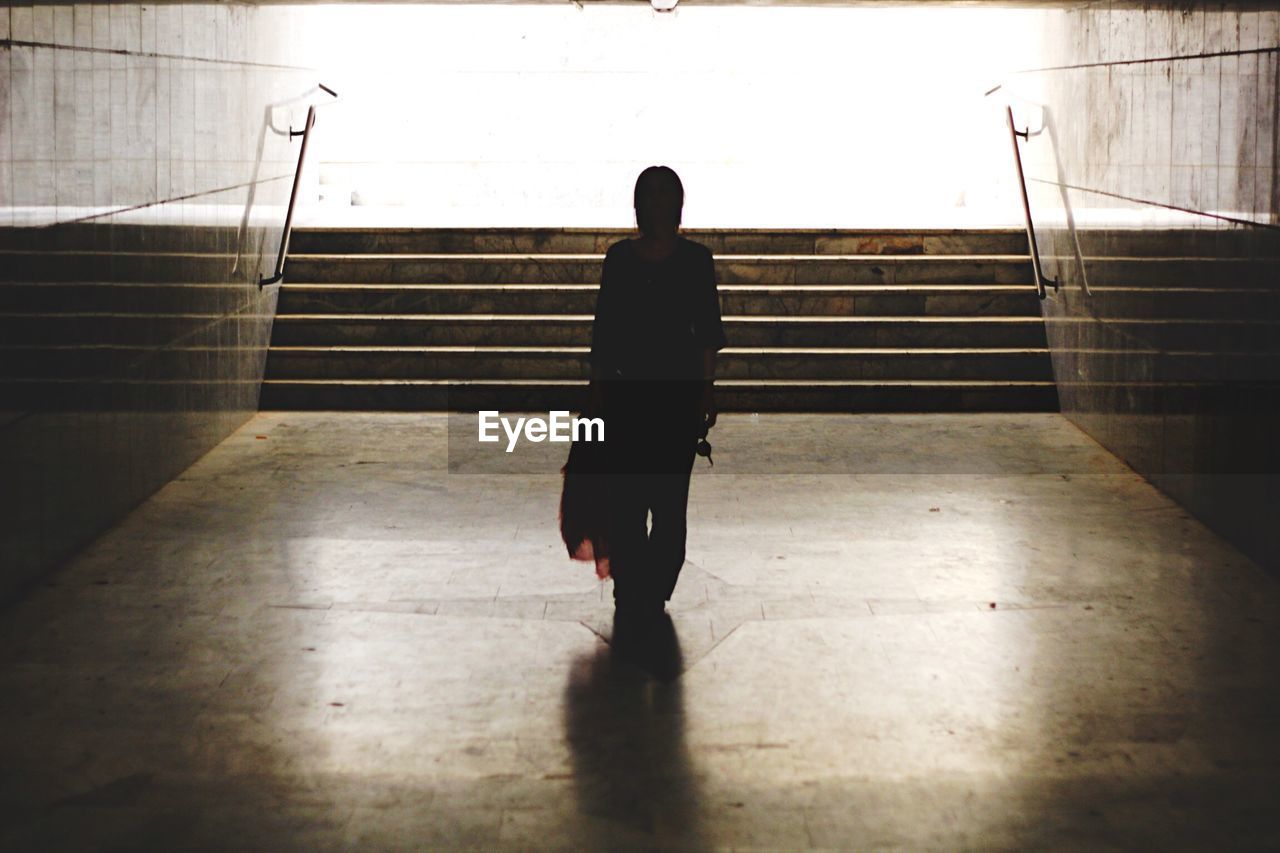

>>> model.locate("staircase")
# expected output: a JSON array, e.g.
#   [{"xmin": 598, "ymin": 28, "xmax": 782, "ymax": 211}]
[{"xmin": 261, "ymin": 228, "xmax": 1057, "ymax": 412}]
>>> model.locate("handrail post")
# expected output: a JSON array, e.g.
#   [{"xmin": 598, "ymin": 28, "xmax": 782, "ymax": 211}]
[
  {"xmin": 1041, "ymin": 112, "xmax": 1092, "ymax": 297},
  {"xmin": 260, "ymin": 104, "xmax": 317, "ymax": 288},
  {"xmin": 1006, "ymin": 105, "xmax": 1057, "ymax": 300}
]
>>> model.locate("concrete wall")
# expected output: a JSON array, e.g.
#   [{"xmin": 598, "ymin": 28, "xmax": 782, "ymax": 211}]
[
  {"xmin": 0, "ymin": 4, "xmax": 317, "ymax": 601},
  {"xmin": 1006, "ymin": 3, "xmax": 1280, "ymax": 571}
]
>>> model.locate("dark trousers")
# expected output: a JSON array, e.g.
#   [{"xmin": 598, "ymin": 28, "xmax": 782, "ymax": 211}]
[{"xmin": 602, "ymin": 380, "xmax": 700, "ymax": 604}]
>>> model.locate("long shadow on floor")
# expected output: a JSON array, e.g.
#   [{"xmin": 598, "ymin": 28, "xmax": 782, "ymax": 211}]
[{"xmin": 562, "ymin": 611, "xmax": 711, "ymax": 850}]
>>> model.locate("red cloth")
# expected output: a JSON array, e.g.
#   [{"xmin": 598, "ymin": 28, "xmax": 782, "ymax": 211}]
[{"xmin": 559, "ymin": 437, "xmax": 611, "ymax": 579}]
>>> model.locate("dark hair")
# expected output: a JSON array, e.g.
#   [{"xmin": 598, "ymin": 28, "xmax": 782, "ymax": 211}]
[
  {"xmin": 633, "ymin": 165, "xmax": 684, "ymax": 208},
  {"xmin": 633, "ymin": 165, "xmax": 684, "ymax": 235}
]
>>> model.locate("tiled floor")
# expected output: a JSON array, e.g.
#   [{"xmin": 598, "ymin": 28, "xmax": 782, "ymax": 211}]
[{"xmin": 2, "ymin": 413, "xmax": 1277, "ymax": 850}]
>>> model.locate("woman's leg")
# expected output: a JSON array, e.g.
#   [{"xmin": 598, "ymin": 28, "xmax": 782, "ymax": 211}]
[
  {"xmin": 604, "ymin": 391, "xmax": 661, "ymax": 608},
  {"xmin": 647, "ymin": 442, "xmax": 697, "ymax": 603},
  {"xmin": 606, "ymin": 472, "xmax": 652, "ymax": 605}
]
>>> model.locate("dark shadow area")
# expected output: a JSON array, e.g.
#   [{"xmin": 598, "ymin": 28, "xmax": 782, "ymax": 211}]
[{"xmin": 562, "ymin": 612, "xmax": 710, "ymax": 850}]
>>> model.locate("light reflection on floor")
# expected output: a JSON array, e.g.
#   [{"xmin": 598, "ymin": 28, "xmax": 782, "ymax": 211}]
[{"xmin": 0, "ymin": 413, "xmax": 1276, "ymax": 849}]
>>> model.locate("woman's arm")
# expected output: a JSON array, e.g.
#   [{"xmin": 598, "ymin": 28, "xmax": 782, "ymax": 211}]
[
  {"xmin": 701, "ymin": 347, "xmax": 717, "ymax": 382},
  {"xmin": 694, "ymin": 246, "xmax": 726, "ymax": 430},
  {"xmin": 699, "ymin": 347, "xmax": 718, "ymax": 430},
  {"xmin": 587, "ymin": 245, "xmax": 619, "ymax": 413}
]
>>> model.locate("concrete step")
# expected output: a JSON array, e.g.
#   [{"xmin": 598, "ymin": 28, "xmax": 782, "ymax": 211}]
[
  {"xmin": 4, "ymin": 279, "xmax": 1264, "ymax": 319},
  {"xmin": 288, "ymin": 228, "xmax": 1030, "ymax": 256},
  {"xmin": 283, "ymin": 253, "xmax": 1279, "ymax": 287},
  {"xmin": 6, "ymin": 224, "xmax": 1271, "ymax": 259},
  {"xmin": 8, "ymin": 345, "xmax": 1269, "ymax": 383},
  {"xmin": 258, "ymin": 378, "xmax": 1059, "ymax": 413},
  {"xmin": 6, "ymin": 281, "xmax": 1264, "ymax": 321},
  {"xmin": 262, "ymin": 228, "xmax": 1060, "ymax": 413},
  {"xmin": 281, "ymin": 254, "xmax": 1035, "ymax": 285},
  {"xmin": 274, "ymin": 283, "xmax": 1042, "ymax": 318},
  {"xmin": 13, "ymin": 312, "xmax": 1270, "ymax": 352},
  {"xmin": 267, "ymin": 314, "xmax": 1051, "ymax": 349},
  {"xmin": 4, "ymin": 250, "xmax": 1268, "ymax": 287},
  {"xmin": 262, "ymin": 346, "xmax": 1055, "ymax": 382}
]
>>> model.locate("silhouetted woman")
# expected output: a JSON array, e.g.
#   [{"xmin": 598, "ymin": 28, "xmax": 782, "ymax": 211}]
[{"xmin": 588, "ymin": 166, "xmax": 727, "ymax": 619}]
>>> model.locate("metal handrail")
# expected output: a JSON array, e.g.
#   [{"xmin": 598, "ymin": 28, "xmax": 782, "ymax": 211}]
[
  {"xmin": 260, "ymin": 84, "xmax": 338, "ymax": 288},
  {"xmin": 1005, "ymin": 105, "xmax": 1057, "ymax": 300}
]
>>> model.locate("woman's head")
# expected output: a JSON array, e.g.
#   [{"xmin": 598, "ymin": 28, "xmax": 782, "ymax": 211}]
[{"xmin": 633, "ymin": 165, "xmax": 684, "ymax": 238}]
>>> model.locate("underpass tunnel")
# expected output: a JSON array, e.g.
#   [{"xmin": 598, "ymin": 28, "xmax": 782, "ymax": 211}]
[{"xmin": 1, "ymin": 2, "xmax": 1278, "ymax": 849}]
